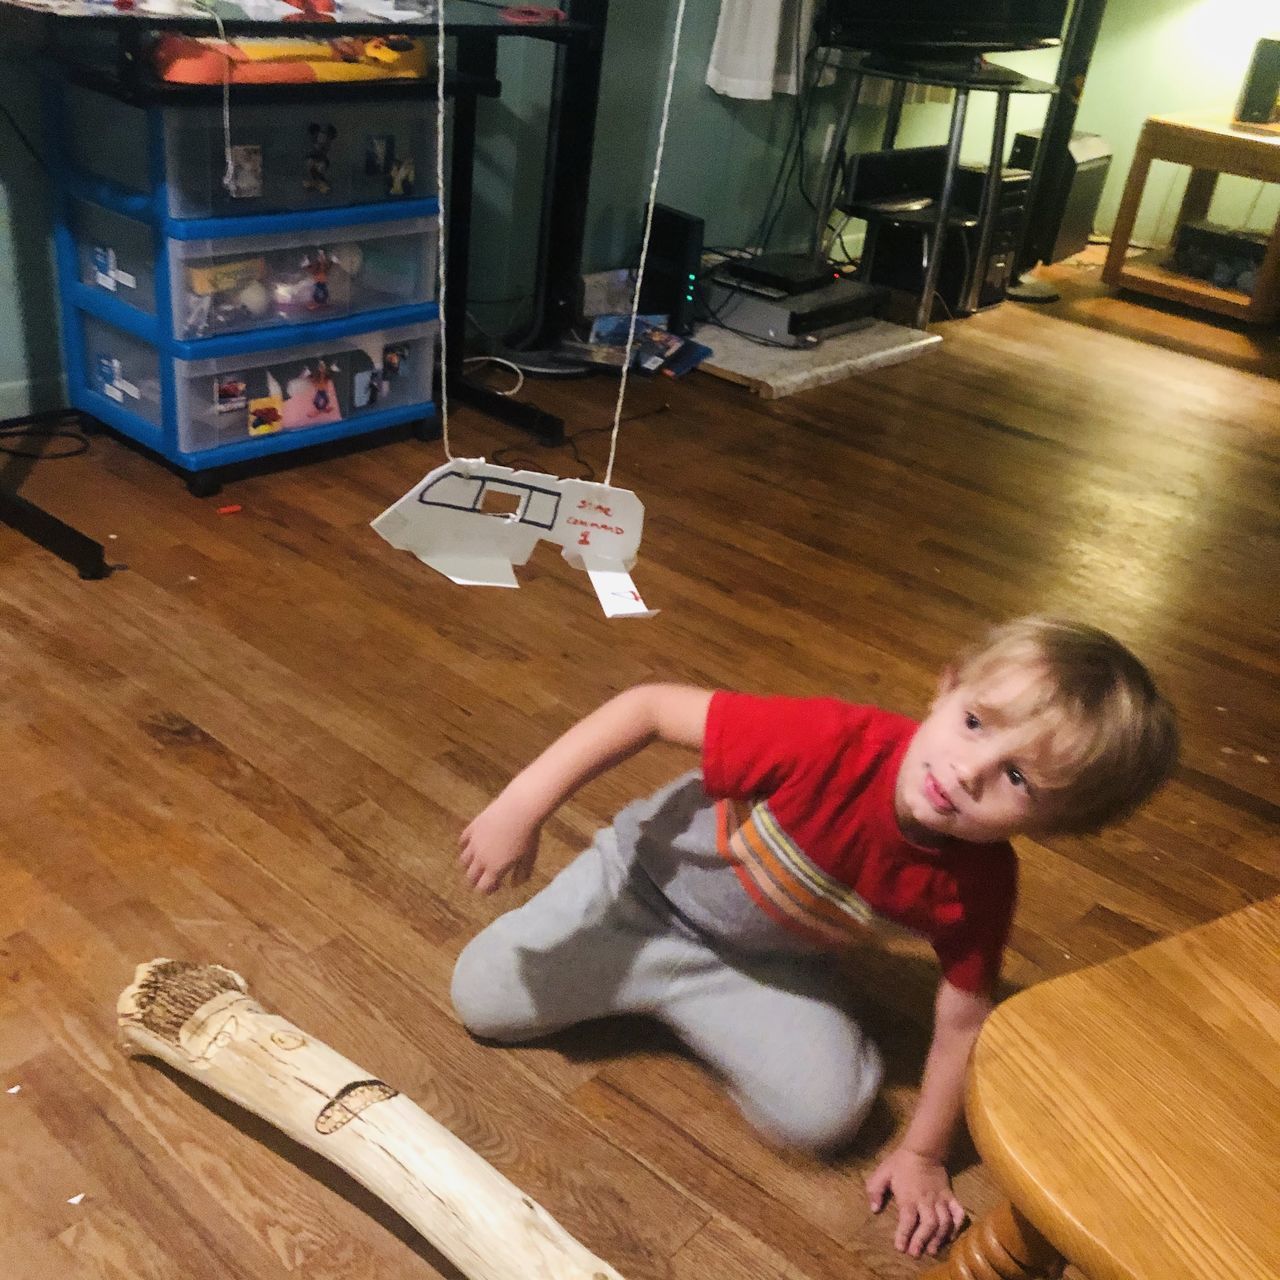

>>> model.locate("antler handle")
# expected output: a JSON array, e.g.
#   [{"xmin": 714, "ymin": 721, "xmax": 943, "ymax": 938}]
[{"xmin": 119, "ymin": 960, "xmax": 622, "ymax": 1280}]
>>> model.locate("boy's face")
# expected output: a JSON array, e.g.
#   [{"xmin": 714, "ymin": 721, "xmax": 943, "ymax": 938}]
[{"xmin": 896, "ymin": 668, "xmax": 1062, "ymax": 847}]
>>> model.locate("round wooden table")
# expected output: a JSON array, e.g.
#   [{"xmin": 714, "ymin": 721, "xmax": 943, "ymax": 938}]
[{"xmin": 927, "ymin": 895, "xmax": 1280, "ymax": 1280}]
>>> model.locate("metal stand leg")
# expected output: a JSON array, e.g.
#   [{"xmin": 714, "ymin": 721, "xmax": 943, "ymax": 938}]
[
  {"xmin": 916, "ymin": 88, "xmax": 969, "ymax": 329},
  {"xmin": 812, "ymin": 70, "xmax": 865, "ymax": 259},
  {"xmin": 962, "ymin": 88, "xmax": 1011, "ymax": 314}
]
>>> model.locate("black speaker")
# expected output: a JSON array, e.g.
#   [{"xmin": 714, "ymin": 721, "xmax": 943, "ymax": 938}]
[
  {"xmin": 1236, "ymin": 37, "xmax": 1280, "ymax": 129},
  {"xmin": 1009, "ymin": 129, "xmax": 1111, "ymax": 264}
]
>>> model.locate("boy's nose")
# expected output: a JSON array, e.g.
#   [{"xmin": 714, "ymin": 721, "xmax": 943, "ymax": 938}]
[
  {"xmin": 955, "ymin": 748, "xmax": 999, "ymax": 798},
  {"xmin": 956, "ymin": 762, "xmax": 982, "ymax": 799}
]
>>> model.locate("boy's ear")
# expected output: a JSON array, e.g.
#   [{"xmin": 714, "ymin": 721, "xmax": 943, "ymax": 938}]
[{"xmin": 936, "ymin": 666, "xmax": 958, "ymax": 698}]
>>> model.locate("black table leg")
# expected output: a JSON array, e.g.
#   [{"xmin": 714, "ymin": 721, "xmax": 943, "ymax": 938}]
[
  {"xmin": 0, "ymin": 410, "xmax": 111, "ymax": 579},
  {"xmin": 447, "ymin": 32, "xmax": 566, "ymax": 446}
]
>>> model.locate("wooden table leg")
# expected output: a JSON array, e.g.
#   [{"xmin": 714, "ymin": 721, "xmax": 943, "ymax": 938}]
[
  {"xmin": 1102, "ymin": 128, "xmax": 1154, "ymax": 285},
  {"xmin": 921, "ymin": 1201, "xmax": 1065, "ymax": 1280},
  {"xmin": 1247, "ymin": 205, "xmax": 1280, "ymax": 322}
]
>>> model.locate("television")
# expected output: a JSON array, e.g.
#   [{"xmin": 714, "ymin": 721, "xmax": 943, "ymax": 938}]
[{"xmin": 816, "ymin": 1, "xmax": 1070, "ymax": 61}]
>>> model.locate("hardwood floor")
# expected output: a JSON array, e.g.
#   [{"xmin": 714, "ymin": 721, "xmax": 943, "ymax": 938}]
[{"xmin": 1, "ymin": 292, "xmax": 1276, "ymax": 1280}]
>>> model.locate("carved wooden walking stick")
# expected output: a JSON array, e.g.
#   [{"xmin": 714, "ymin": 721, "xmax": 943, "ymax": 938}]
[{"xmin": 118, "ymin": 960, "xmax": 623, "ymax": 1280}]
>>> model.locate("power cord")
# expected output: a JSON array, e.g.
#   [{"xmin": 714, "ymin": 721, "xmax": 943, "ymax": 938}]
[
  {"xmin": 1, "ymin": 420, "xmax": 92, "ymax": 460},
  {"xmin": 462, "ymin": 355, "xmax": 525, "ymax": 396},
  {"xmin": 491, "ymin": 402, "xmax": 672, "ymax": 482}
]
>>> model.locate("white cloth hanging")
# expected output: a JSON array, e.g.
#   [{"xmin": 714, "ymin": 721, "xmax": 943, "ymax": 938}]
[{"xmin": 705, "ymin": 0, "xmax": 824, "ymax": 100}]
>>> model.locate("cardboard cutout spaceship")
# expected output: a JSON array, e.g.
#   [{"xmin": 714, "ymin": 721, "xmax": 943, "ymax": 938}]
[{"xmin": 372, "ymin": 458, "xmax": 657, "ymax": 618}]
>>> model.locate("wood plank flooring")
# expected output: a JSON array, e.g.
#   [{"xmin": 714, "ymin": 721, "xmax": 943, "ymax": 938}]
[{"xmin": 1, "ymin": 293, "xmax": 1276, "ymax": 1280}]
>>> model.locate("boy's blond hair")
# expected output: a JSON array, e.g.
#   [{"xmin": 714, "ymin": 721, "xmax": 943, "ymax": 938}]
[{"xmin": 955, "ymin": 617, "xmax": 1179, "ymax": 835}]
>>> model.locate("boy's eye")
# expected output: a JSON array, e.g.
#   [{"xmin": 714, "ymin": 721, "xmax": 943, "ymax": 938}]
[
  {"xmin": 1006, "ymin": 766, "xmax": 1027, "ymax": 789},
  {"xmin": 964, "ymin": 711, "xmax": 981, "ymax": 730}
]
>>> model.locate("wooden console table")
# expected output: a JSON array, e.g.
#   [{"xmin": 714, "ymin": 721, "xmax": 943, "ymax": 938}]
[
  {"xmin": 1103, "ymin": 116, "xmax": 1280, "ymax": 324},
  {"xmin": 925, "ymin": 895, "xmax": 1280, "ymax": 1280}
]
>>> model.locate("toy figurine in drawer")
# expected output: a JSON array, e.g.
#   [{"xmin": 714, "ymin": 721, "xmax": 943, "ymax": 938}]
[
  {"xmin": 219, "ymin": 351, "xmax": 349, "ymax": 438},
  {"xmin": 266, "ymin": 353, "xmax": 347, "ymax": 430}
]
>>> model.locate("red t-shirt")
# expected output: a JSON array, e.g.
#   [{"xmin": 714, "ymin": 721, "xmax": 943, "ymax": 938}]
[{"xmin": 701, "ymin": 691, "xmax": 1017, "ymax": 994}]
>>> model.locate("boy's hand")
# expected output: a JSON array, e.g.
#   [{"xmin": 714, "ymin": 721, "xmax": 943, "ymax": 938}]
[
  {"xmin": 866, "ymin": 1147, "xmax": 967, "ymax": 1258},
  {"xmin": 459, "ymin": 796, "xmax": 541, "ymax": 894}
]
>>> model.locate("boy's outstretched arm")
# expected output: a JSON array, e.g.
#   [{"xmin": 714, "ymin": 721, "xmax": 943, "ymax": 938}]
[
  {"xmin": 460, "ymin": 684, "xmax": 713, "ymax": 894},
  {"xmin": 866, "ymin": 978, "xmax": 992, "ymax": 1258}
]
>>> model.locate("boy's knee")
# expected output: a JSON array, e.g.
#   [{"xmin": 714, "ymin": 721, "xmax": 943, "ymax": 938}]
[
  {"xmin": 745, "ymin": 1038, "xmax": 884, "ymax": 1153},
  {"xmin": 450, "ymin": 931, "xmax": 529, "ymax": 1042}
]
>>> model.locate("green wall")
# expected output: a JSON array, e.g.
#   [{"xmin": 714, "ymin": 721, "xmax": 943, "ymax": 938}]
[
  {"xmin": 1077, "ymin": 0, "xmax": 1279, "ymax": 242},
  {"xmin": 1, "ymin": 0, "xmax": 1277, "ymax": 415},
  {"xmin": 0, "ymin": 57, "xmax": 61, "ymax": 419}
]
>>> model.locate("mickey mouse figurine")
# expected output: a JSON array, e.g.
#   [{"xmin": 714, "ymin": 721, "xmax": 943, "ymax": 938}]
[{"xmin": 304, "ymin": 123, "xmax": 338, "ymax": 195}]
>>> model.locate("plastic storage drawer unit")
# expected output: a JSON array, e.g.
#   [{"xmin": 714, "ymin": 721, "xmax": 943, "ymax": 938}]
[
  {"xmin": 174, "ymin": 318, "xmax": 437, "ymax": 454},
  {"xmin": 170, "ymin": 215, "xmax": 437, "ymax": 338},
  {"xmin": 61, "ymin": 83, "xmax": 432, "ymax": 218}
]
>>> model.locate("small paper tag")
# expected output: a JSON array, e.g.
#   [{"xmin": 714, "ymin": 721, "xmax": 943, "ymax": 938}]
[
  {"xmin": 115, "ymin": 377, "xmax": 139, "ymax": 399},
  {"xmin": 227, "ymin": 144, "xmax": 263, "ymax": 199},
  {"xmin": 586, "ymin": 565, "xmax": 658, "ymax": 619},
  {"xmin": 113, "ymin": 268, "xmax": 137, "ymax": 289},
  {"xmin": 104, "ymin": 383, "xmax": 124, "ymax": 403}
]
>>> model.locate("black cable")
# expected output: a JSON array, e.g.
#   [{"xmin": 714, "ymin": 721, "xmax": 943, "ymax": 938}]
[
  {"xmin": 491, "ymin": 402, "xmax": 672, "ymax": 482},
  {"xmin": 726, "ymin": 41, "xmax": 817, "ymax": 269},
  {"xmin": 757, "ymin": 38, "xmax": 834, "ymax": 254},
  {"xmin": 754, "ymin": 85, "xmax": 809, "ymax": 254},
  {"xmin": 0, "ymin": 422, "xmax": 92, "ymax": 459},
  {"xmin": 792, "ymin": 10, "xmax": 829, "ymax": 217},
  {"xmin": 0, "ymin": 99, "xmax": 48, "ymax": 174}
]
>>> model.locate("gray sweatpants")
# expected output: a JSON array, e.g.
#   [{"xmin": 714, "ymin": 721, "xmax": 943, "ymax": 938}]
[{"xmin": 450, "ymin": 817, "xmax": 883, "ymax": 1151}]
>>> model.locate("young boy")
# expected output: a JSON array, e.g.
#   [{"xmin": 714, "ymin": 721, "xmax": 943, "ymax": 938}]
[{"xmin": 451, "ymin": 617, "xmax": 1178, "ymax": 1259}]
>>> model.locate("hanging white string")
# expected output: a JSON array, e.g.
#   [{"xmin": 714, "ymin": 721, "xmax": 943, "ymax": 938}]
[
  {"xmin": 605, "ymin": 0, "xmax": 688, "ymax": 489},
  {"xmin": 427, "ymin": 1, "xmax": 685, "ymax": 481},
  {"xmin": 434, "ymin": 0, "xmax": 454, "ymax": 460},
  {"xmin": 192, "ymin": 1, "xmax": 237, "ymax": 195}
]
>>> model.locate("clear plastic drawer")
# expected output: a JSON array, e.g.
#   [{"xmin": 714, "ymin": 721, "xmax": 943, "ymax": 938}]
[
  {"xmin": 171, "ymin": 215, "xmax": 436, "ymax": 338},
  {"xmin": 70, "ymin": 199, "xmax": 159, "ymax": 313},
  {"xmin": 61, "ymin": 84, "xmax": 433, "ymax": 218},
  {"xmin": 174, "ymin": 318, "xmax": 437, "ymax": 454},
  {"xmin": 79, "ymin": 313, "xmax": 164, "ymax": 427}
]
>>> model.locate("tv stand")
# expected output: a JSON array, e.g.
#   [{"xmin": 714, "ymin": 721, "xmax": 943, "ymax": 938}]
[
  {"xmin": 811, "ymin": 58, "xmax": 1056, "ymax": 328},
  {"xmin": 860, "ymin": 53, "xmax": 1027, "ymax": 86}
]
